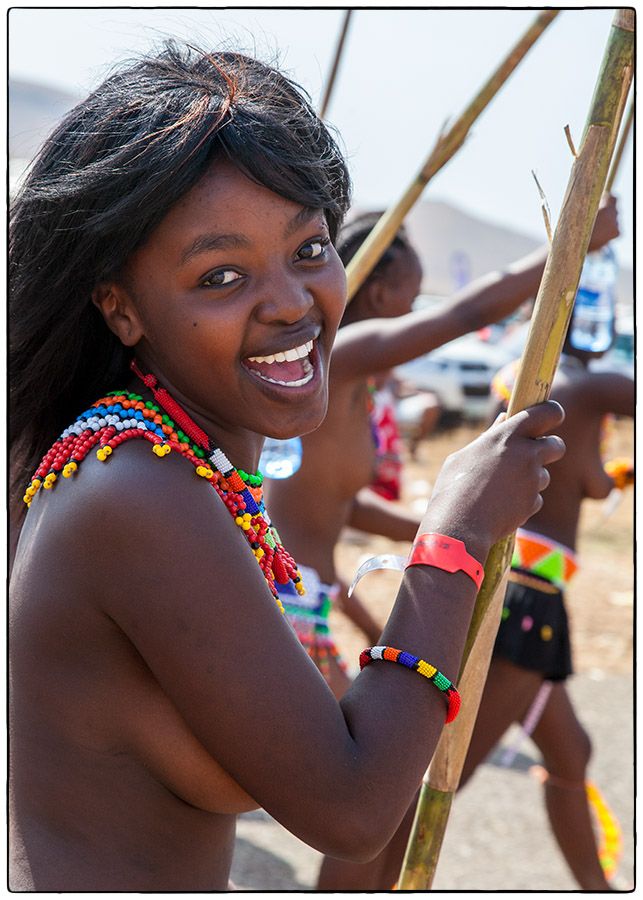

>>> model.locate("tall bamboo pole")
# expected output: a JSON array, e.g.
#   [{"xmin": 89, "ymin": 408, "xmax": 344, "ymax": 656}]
[
  {"xmin": 319, "ymin": 10, "xmax": 353, "ymax": 120},
  {"xmin": 345, "ymin": 9, "xmax": 559, "ymax": 301},
  {"xmin": 398, "ymin": 9, "xmax": 634, "ymax": 889},
  {"xmin": 605, "ymin": 95, "xmax": 633, "ymax": 193}
]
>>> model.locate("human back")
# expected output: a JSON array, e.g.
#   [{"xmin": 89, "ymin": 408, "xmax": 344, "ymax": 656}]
[
  {"xmin": 266, "ymin": 377, "xmax": 378, "ymax": 581},
  {"xmin": 491, "ymin": 355, "xmax": 633, "ymax": 550}
]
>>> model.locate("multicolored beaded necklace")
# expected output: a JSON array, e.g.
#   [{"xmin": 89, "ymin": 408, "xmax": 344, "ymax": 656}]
[{"xmin": 23, "ymin": 360, "xmax": 305, "ymax": 610}]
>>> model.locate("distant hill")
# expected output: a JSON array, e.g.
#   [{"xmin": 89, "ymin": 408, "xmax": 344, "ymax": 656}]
[{"xmin": 9, "ymin": 77, "xmax": 633, "ymax": 310}]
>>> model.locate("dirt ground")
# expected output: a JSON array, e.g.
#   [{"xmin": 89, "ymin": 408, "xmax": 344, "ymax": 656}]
[{"xmin": 332, "ymin": 416, "xmax": 634, "ymax": 677}]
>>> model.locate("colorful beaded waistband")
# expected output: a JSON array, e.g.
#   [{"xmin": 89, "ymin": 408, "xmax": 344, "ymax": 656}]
[
  {"xmin": 511, "ymin": 528, "xmax": 578, "ymax": 589},
  {"xmin": 278, "ymin": 566, "xmax": 347, "ymax": 678},
  {"xmin": 279, "ymin": 564, "xmax": 338, "ymax": 630}
]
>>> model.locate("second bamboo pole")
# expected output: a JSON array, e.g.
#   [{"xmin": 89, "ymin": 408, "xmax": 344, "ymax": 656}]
[{"xmin": 345, "ymin": 9, "xmax": 559, "ymax": 301}]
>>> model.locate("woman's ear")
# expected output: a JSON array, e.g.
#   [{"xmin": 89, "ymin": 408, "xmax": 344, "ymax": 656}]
[
  {"xmin": 354, "ymin": 279, "xmax": 387, "ymax": 320},
  {"xmin": 368, "ymin": 278, "xmax": 403, "ymax": 319},
  {"xmin": 92, "ymin": 282, "xmax": 144, "ymax": 347}
]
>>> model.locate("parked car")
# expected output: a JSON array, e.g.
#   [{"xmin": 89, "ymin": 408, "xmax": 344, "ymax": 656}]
[
  {"xmin": 395, "ymin": 297, "xmax": 633, "ymax": 423},
  {"xmin": 395, "ymin": 332, "xmax": 513, "ymax": 421}
]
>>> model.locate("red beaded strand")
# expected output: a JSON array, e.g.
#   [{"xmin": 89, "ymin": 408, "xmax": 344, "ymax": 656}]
[{"xmin": 23, "ymin": 377, "xmax": 304, "ymax": 611}]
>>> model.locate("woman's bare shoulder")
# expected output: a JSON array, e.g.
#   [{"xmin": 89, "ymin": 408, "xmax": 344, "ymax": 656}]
[
  {"xmin": 16, "ymin": 438, "xmax": 237, "ymax": 590},
  {"xmin": 29, "ymin": 434, "xmax": 221, "ymax": 511},
  {"xmin": 556, "ymin": 369, "xmax": 633, "ymax": 418}
]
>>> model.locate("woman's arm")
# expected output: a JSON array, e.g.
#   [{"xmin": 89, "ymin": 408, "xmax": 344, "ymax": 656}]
[
  {"xmin": 584, "ymin": 370, "xmax": 634, "ymax": 418},
  {"xmin": 90, "ymin": 402, "xmax": 564, "ymax": 860},
  {"xmin": 331, "ymin": 197, "xmax": 619, "ymax": 383},
  {"xmin": 334, "ymin": 577, "xmax": 384, "ymax": 647},
  {"xmin": 348, "ymin": 486, "xmax": 421, "ymax": 543}
]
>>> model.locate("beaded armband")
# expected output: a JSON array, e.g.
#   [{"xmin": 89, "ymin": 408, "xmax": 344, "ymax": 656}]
[{"xmin": 359, "ymin": 645, "xmax": 460, "ymax": 724}]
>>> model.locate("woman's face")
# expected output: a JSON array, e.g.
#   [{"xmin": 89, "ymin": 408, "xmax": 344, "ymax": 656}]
[
  {"xmin": 114, "ymin": 160, "xmax": 347, "ymax": 464},
  {"xmin": 380, "ymin": 247, "xmax": 423, "ymax": 318}
]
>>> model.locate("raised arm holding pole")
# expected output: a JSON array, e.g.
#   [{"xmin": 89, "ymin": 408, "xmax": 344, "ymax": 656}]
[{"xmin": 397, "ymin": 8, "xmax": 634, "ymax": 889}]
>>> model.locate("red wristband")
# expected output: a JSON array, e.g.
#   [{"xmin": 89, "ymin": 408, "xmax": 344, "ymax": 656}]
[{"xmin": 407, "ymin": 532, "xmax": 484, "ymax": 590}]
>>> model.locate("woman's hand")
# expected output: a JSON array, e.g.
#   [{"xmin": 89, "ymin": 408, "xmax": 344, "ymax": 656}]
[{"xmin": 421, "ymin": 400, "xmax": 565, "ymax": 561}]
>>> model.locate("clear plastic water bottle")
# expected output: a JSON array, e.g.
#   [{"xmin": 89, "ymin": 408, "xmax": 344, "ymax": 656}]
[
  {"xmin": 570, "ymin": 245, "xmax": 617, "ymax": 353},
  {"xmin": 260, "ymin": 436, "xmax": 303, "ymax": 479}
]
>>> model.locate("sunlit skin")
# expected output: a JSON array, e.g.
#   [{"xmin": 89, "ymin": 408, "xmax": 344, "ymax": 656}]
[
  {"xmin": 10, "ymin": 161, "xmax": 567, "ymax": 893},
  {"xmin": 95, "ymin": 159, "xmax": 347, "ymax": 472},
  {"xmin": 9, "ymin": 45, "xmax": 582, "ymax": 893},
  {"xmin": 269, "ymin": 250, "xmax": 422, "ymax": 573},
  {"xmin": 267, "ymin": 198, "xmax": 620, "ymax": 687},
  {"xmin": 10, "ymin": 162, "xmax": 348, "ymax": 890}
]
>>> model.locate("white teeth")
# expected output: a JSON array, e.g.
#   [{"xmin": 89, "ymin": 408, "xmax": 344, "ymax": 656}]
[
  {"xmin": 247, "ymin": 339, "xmax": 314, "ymax": 365},
  {"xmin": 257, "ymin": 369, "xmax": 315, "ymax": 388},
  {"xmin": 251, "ymin": 358, "xmax": 314, "ymax": 388}
]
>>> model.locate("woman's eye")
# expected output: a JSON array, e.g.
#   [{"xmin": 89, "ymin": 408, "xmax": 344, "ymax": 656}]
[
  {"xmin": 297, "ymin": 238, "xmax": 329, "ymax": 261},
  {"xmin": 201, "ymin": 269, "xmax": 243, "ymax": 287}
]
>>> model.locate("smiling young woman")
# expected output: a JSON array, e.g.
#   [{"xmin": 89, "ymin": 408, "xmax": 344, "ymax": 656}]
[
  {"xmin": 9, "ymin": 43, "xmax": 565, "ymax": 891},
  {"xmin": 92, "ymin": 161, "xmax": 346, "ymax": 460}
]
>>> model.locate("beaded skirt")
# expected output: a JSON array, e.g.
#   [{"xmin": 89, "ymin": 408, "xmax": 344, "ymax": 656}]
[
  {"xmin": 493, "ymin": 570, "xmax": 573, "ymax": 681},
  {"xmin": 278, "ymin": 564, "xmax": 348, "ymax": 681}
]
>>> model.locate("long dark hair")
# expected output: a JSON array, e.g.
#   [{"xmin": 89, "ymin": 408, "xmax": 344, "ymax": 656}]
[{"xmin": 9, "ymin": 43, "xmax": 351, "ymax": 501}]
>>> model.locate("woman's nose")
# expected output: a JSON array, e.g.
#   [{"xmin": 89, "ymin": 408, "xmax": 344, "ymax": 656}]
[{"xmin": 253, "ymin": 270, "xmax": 314, "ymax": 325}]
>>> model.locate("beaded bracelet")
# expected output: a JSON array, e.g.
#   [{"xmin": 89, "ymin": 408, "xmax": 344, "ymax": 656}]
[
  {"xmin": 407, "ymin": 532, "xmax": 484, "ymax": 591},
  {"xmin": 359, "ymin": 646, "xmax": 461, "ymax": 724}
]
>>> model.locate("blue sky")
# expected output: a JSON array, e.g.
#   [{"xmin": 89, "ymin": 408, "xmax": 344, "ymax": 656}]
[{"xmin": 8, "ymin": 6, "xmax": 633, "ymax": 266}]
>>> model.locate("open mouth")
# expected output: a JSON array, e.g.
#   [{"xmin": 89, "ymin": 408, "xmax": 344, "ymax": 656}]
[{"xmin": 244, "ymin": 339, "xmax": 315, "ymax": 387}]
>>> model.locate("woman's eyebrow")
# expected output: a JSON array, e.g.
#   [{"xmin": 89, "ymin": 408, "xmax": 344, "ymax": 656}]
[
  {"xmin": 180, "ymin": 232, "xmax": 251, "ymax": 265},
  {"xmin": 180, "ymin": 209, "xmax": 324, "ymax": 265},
  {"xmin": 283, "ymin": 207, "xmax": 324, "ymax": 238}
]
